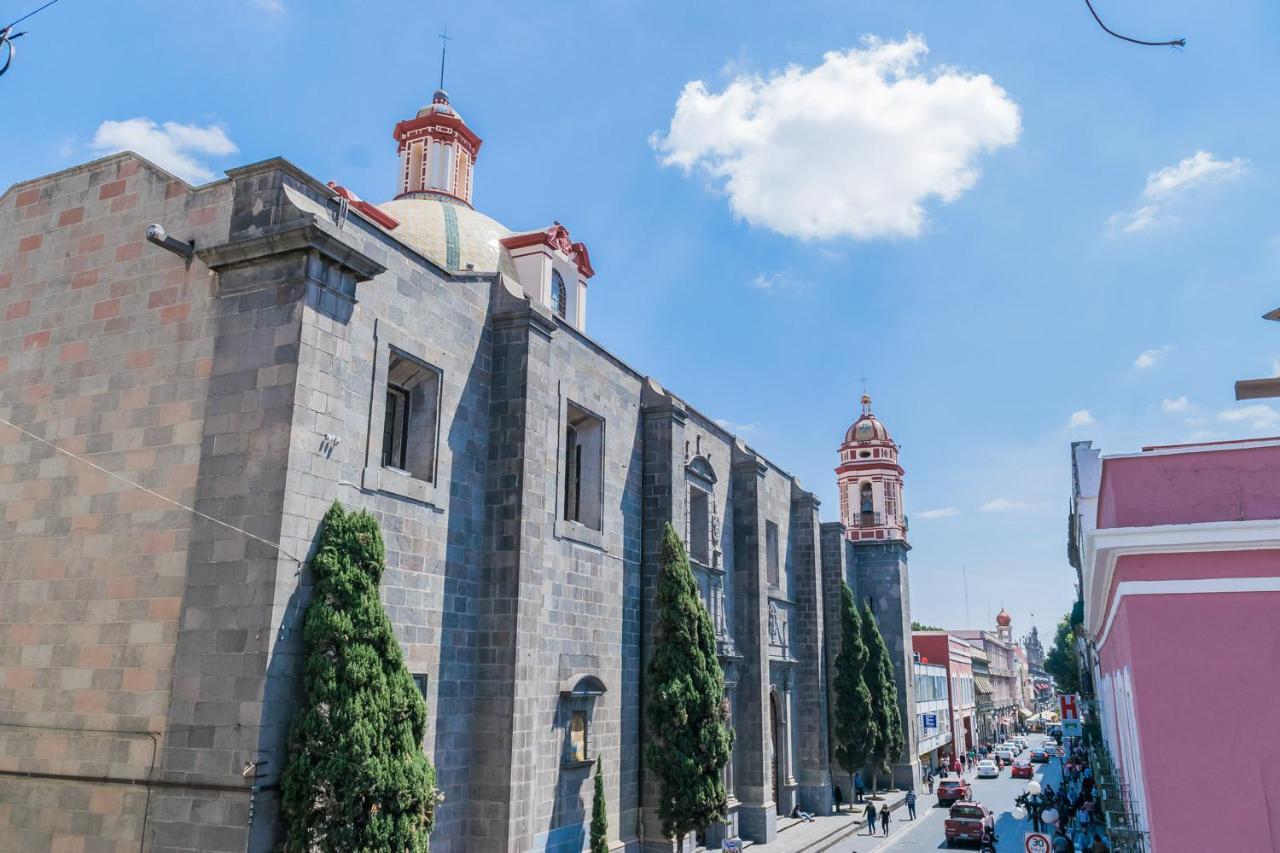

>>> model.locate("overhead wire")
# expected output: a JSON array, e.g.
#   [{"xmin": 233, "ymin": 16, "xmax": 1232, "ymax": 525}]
[
  {"xmin": 1082, "ymin": 0, "xmax": 1186, "ymax": 48},
  {"xmin": 1, "ymin": 0, "xmax": 67, "ymax": 77}
]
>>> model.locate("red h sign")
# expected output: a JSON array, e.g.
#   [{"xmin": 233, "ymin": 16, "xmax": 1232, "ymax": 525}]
[{"xmin": 1058, "ymin": 693, "xmax": 1080, "ymax": 722}]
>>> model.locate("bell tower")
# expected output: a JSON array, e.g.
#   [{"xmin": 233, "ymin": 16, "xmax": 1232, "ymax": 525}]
[
  {"xmin": 835, "ymin": 394, "xmax": 906, "ymax": 542},
  {"xmin": 392, "ymin": 89, "xmax": 482, "ymax": 206}
]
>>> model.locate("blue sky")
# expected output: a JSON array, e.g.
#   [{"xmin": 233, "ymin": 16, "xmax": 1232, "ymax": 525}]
[{"xmin": 6, "ymin": 0, "xmax": 1280, "ymax": 641}]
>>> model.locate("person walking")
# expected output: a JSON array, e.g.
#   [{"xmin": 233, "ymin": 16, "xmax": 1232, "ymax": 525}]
[
  {"xmin": 879, "ymin": 803, "xmax": 891, "ymax": 836},
  {"xmin": 1090, "ymin": 834, "xmax": 1110, "ymax": 852},
  {"xmin": 905, "ymin": 789, "xmax": 917, "ymax": 820},
  {"xmin": 925, "ymin": 772, "xmax": 935, "ymax": 794},
  {"xmin": 833, "ymin": 784, "xmax": 844, "ymax": 814},
  {"xmin": 864, "ymin": 801, "xmax": 877, "ymax": 835}
]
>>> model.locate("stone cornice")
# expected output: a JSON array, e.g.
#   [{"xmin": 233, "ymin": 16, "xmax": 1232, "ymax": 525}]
[{"xmin": 196, "ymin": 221, "xmax": 385, "ymax": 281}]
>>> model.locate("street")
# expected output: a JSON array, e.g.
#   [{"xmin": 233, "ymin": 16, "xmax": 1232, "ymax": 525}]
[{"xmin": 828, "ymin": 735, "xmax": 1065, "ymax": 853}]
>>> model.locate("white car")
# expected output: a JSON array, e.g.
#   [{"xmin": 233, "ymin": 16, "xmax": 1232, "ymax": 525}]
[
  {"xmin": 975, "ymin": 759, "xmax": 1000, "ymax": 778},
  {"xmin": 994, "ymin": 747, "xmax": 1015, "ymax": 763},
  {"xmin": 1013, "ymin": 736, "xmax": 1028, "ymax": 749}
]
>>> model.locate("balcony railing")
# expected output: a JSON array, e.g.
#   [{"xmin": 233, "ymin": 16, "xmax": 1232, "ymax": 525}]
[{"xmin": 848, "ymin": 512, "xmax": 884, "ymax": 528}]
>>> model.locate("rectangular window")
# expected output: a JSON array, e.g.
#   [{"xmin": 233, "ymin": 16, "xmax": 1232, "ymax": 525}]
[
  {"xmin": 412, "ymin": 673, "xmax": 428, "ymax": 700},
  {"xmin": 563, "ymin": 403, "xmax": 603, "ymax": 530},
  {"xmin": 689, "ymin": 487, "xmax": 709, "ymax": 564},
  {"xmin": 381, "ymin": 349, "xmax": 441, "ymax": 482},
  {"xmin": 766, "ymin": 521, "xmax": 780, "ymax": 587},
  {"xmin": 569, "ymin": 711, "xmax": 587, "ymax": 762}
]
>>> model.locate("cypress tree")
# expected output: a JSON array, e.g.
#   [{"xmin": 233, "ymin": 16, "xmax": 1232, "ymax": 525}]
[
  {"xmin": 646, "ymin": 522, "xmax": 734, "ymax": 848},
  {"xmin": 590, "ymin": 755, "xmax": 609, "ymax": 853},
  {"xmin": 831, "ymin": 581, "xmax": 876, "ymax": 803},
  {"xmin": 861, "ymin": 602, "xmax": 903, "ymax": 795},
  {"xmin": 281, "ymin": 502, "xmax": 438, "ymax": 852}
]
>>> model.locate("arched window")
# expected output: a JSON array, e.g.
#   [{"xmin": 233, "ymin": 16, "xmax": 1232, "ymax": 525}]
[{"xmin": 551, "ymin": 269, "xmax": 567, "ymax": 318}]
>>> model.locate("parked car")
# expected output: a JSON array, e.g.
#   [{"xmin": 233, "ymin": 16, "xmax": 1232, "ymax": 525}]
[
  {"xmin": 993, "ymin": 746, "xmax": 1015, "ymax": 763},
  {"xmin": 1030, "ymin": 748, "xmax": 1049, "ymax": 763},
  {"xmin": 975, "ymin": 759, "xmax": 1000, "ymax": 779},
  {"xmin": 1011, "ymin": 758, "xmax": 1034, "ymax": 779},
  {"xmin": 944, "ymin": 801, "xmax": 995, "ymax": 847},
  {"xmin": 937, "ymin": 778, "xmax": 972, "ymax": 806}
]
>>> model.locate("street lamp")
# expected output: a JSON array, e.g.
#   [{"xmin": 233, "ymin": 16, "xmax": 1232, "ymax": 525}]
[{"xmin": 1013, "ymin": 780, "xmax": 1059, "ymax": 834}]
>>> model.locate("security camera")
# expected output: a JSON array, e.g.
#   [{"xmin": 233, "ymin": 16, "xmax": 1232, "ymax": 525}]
[
  {"xmin": 145, "ymin": 223, "xmax": 167, "ymax": 242},
  {"xmin": 144, "ymin": 223, "xmax": 194, "ymax": 262}
]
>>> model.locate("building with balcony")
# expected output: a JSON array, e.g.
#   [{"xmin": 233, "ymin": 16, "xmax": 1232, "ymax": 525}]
[{"xmin": 912, "ymin": 654, "xmax": 952, "ymax": 771}]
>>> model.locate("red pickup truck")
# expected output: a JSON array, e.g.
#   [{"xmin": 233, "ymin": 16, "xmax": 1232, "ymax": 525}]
[
  {"xmin": 936, "ymin": 778, "xmax": 972, "ymax": 806},
  {"xmin": 944, "ymin": 801, "xmax": 994, "ymax": 847}
]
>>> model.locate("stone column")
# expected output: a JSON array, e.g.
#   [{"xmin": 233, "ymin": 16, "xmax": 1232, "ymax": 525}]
[
  {"xmin": 729, "ymin": 442, "xmax": 776, "ymax": 844},
  {"xmin": 470, "ymin": 274, "xmax": 558, "ymax": 849},
  {"xmin": 788, "ymin": 487, "xmax": 833, "ymax": 815},
  {"xmin": 638, "ymin": 379, "xmax": 691, "ymax": 853},
  {"xmin": 851, "ymin": 540, "xmax": 921, "ymax": 792}
]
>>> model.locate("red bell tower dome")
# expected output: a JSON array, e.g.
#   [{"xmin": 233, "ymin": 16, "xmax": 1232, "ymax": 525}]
[{"xmin": 836, "ymin": 394, "xmax": 907, "ymax": 542}]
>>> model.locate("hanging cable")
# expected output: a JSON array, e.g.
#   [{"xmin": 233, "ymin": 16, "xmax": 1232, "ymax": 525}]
[
  {"xmin": 1, "ymin": 0, "xmax": 67, "ymax": 77},
  {"xmin": 1082, "ymin": 0, "xmax": 1185, "ymax": 48}
]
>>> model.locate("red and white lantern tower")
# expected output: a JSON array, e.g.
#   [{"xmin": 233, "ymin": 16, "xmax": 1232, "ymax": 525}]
[{"xmin": 836, "ymin": 394, "xmax": 907, "ymax": 543}]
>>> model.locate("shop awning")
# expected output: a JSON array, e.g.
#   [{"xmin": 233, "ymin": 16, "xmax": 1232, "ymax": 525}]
[
  {"xmin": 973, "ymin": 676, "xmax": 995, "ymax": 694},
  {"xmin": 1017, "ymin": 707, "xmax": 1032, "ymax": 718}
]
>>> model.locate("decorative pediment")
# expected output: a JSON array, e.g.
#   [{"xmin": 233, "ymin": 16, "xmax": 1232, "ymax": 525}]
[
  {"xmin": 686, "ymin": 454, "xmax": 717, "ymax": 484},
  {"xmin": 500, "ymin": 222, "xmax": 595, "ymax": 279},
  {"xmin": 559, "ymin": 672, "xmax": 607, "ymax": 697}
]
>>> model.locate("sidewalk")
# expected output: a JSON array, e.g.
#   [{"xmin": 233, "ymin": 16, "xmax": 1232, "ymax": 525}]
[{"xmin": 734, "ymin": 788, "xmax": 912, "ymax": 852}]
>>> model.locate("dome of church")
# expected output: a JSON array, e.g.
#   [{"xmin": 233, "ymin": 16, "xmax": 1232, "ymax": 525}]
[
  {"xmin": 843, "ymin": 394, "xmax": 892, "ymax": 444},
  {"xmin": 996, "ymin": 608, "xmax": 1012, "ymax": 627},
  {"xmin": 417, "ymin": 89, "xmax": 461, "ymax": 120},
  {"xmin": 378, "ymin": 196, "xmax": 518, "ymax": 277}
]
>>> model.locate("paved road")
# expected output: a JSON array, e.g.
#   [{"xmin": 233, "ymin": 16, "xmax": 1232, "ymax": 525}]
[{"xmin": 827, "ymin": 735, "xmax": 1066, "ymax": 853}]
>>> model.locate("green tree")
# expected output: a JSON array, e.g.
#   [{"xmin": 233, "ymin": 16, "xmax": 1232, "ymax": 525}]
[
  {"xmin": 1044, "ymin": 614, "xmax": 1080, "ymax": 695},
  {"xmin": 862, "ymin": 602, "xmax": 903, "ymax": 795},
  {"xmin": 281, "ymin": 502, "xmax": 438, "ymax": 852},
  {"xmin": 911, "ymin": 620, "xmax": 943, "ymax": 631},
  {"xmin": 590, "ymin": 756, "xmax": 609, "ymax": 853},
  {"xmin": 645, "ymin": 523, "xmax": 734, "ymax": 848},
  {"xmin": 831, "ymin": 581, "xmax": 876, "ymax": 804}
]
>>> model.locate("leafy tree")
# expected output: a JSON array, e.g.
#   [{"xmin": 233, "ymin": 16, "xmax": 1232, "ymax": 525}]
[
  {"xmin": 645, "ymin": 523, "xmax": 734, "ymax": 848},
  {"xmin": 590, "ymin": 756, "xmax": 609, "ymax": 853},
  {"xmin": 862, "ymin": 602, "xmax": 903, "ymax": 795},
  {"xmin": 911, "ymin": 620, "xmax": 943, "ymax": 631},
  {"xmin": 1044, "ymin": 614, "xmax": 1080, "ymax": 695},
  {"xmin": 281, "ymin": 502, "xmax": 438, "ymax": 852},
  {"xmin": 831, "ymin": 581, "xmax": 876, "ymax": 802}
]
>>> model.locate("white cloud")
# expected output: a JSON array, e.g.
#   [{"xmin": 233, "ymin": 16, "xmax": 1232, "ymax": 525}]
[
  {"xmin": 1067, "ymin": 410, "xmax": 1095, "ymax": 429},
  {"xmin": 90, "ymin": 118, "xmax": 238, "ymax": 184},
  {"xmin": 747, "ymin": 272, "xmax": 807, "ymax": 292},
  {"xmin": 1108, "ymin": 151, "xmax": 1246, "ymax": 234},
  {"xmin": 1134, "ymin": 345, "xmax": 1172, "ymax": 369},
  {"xmin": 1161, "ymin": 396, "xmax": 1190, "ymax": 413},
  {"xmin": 714, "ymin": 418, "xmax": 759, "ymax": 435},
  {"xmin": 1218, "ymin": 404, "xmax": 1280, "ymax": 431},
  {"xmin": 980, "ymin": 498, "xmax": 1028, "ymax": 513},
  {"xmin": 917, "ymin": 507, "xmax": 960, "ymax": 519},
  {"xmin": 653, "ymin": 35, "xmax": 1021, "ymax": 240}
]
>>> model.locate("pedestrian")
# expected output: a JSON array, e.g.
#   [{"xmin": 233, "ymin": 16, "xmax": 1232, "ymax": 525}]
[
  {"xmin": 905, "ymin": 789, "xmax": 917, "ymax": 820},
  {"xmin": 925, "ymin": 772, "xmax": 935, "ymax": 794},
  {"xmin": 864, "ymin": 801, "xmax": 877, "ymax": 835},
  {"xmin": 833, "ymin": 784, "xmax": 844, "ymax": 814},
  {"xmin": 790, "ymin": 804, "xmax": 814, "ymax": 823},
  {"xmin": 855, "ymin": 771, "xmax": 865, "ymax": 802},
  {"xmin": 1052, "ymin": 829, "xmax": 1071, "ymax": 852},
  {"xmin": 879, "ymin": 803, "xmax": 891, "ymax": 835},
  {"xmin": 1090, "ymin": 833, "xmax": 1110, "ymax": 852}
]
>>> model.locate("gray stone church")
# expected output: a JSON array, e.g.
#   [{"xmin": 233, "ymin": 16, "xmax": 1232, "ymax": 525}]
[{"xmin": 0, "ymin": 90, "xmax": 917, "ymax": 852}]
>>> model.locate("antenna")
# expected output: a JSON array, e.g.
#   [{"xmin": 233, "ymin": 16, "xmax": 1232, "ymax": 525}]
[
  {"xmin": 962, "ymin": 563, "xmax": 971, "ymax": 628},
  {"xmin": 438, "ymin": 26, "xmax": 453, "ymax": 90}
]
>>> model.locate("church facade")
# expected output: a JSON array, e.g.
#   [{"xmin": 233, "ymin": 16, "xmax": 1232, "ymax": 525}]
[{"xmin": 0, "ymin": 91, "xmax": 914, "ymax": 852}]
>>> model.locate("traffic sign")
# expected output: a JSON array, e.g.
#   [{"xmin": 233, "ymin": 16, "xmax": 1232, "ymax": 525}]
[
  {"xmin": 723, "ymin": 840, "xmax": 742, "ymax": 853},
  {"xmin": 923, "ymin": 713, "xmax": 938, "ymax": 728},
  {"xmin": 1056, "ymin": 746, "xmax": 1065, "ymax": 757},
  {"xmin": 1062, "ymin": 719, "xmax": 1082, "ymax": 738},
  {"xmin": 1024, "ymin": 832, "xmax": 1052, "ymax": 853},
  {"xmin": 1058, "ymin": 693, "xmax": 1080, "ymax": 722}
]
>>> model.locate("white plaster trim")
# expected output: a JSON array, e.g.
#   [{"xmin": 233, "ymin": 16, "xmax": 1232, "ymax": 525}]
[
  {"xmin": 1097, "ymin": 576, "xmax": 1280, "ymax": 647},
  {"xmin": 1100, "ymin": 436, "xmax": 1280, "ymax": 459},
  {"xmin": 1083, "ymin": 518, "xmax": 1280, "ymax": 639}
]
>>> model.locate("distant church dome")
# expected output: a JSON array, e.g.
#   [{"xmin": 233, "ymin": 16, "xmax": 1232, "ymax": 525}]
[
  {"xmin": 417, "ymin": 89, "xmax": 461, "ymax": 120},
  {"xmin": 844, "ymin": 394, "xmax": 892, "ymax": 444},
  {"xmin": 377, "ymin": 196, "xmax": 516, "ymax": 276},
  {"xmin": 996, "ymin": 608, "xmax": 1012, "ymax": 627}
]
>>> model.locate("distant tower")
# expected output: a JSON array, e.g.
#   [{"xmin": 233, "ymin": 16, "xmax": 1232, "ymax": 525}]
[
  {"xmin": 836, "ymin": 394, "xmax": 906, "ymax": 542},
  {"xmin": 996, "ymin": 608, "xmax": 1012, "ymax": 642}
]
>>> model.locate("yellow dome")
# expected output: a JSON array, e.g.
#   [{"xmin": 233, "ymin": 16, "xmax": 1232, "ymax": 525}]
[{"xmin": 378, "ymin": 197, "xmax": 517, "ymax": 277}]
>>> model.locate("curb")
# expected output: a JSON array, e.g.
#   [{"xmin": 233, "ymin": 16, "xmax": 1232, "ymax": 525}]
[{"xmin": 793, "ymin": 795, "xmax": 911, "ymax": 853}]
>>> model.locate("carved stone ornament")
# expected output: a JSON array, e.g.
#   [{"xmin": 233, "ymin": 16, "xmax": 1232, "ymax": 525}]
[{"xmin": 768, "ymin": 601, "xmax": 781, "ymax": 645}]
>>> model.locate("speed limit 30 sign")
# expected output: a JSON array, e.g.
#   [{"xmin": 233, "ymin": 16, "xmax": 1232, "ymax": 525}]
[
  {"xmin": 1025, "ymin": 832, "xmax": 1052, "ymax": 853},
  {"xmin": 1056, "ymin": 746, "xmax": 1065, "ymax": 757}
]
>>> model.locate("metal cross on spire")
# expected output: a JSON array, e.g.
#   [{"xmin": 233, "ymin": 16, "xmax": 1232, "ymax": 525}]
[
  {"xmin": 438, "ymin": 27, "xmax": 453, "ymax": 90},
  {"xmin": 859, "ymin": 373, "xmax": 870, "ymax": 395}
]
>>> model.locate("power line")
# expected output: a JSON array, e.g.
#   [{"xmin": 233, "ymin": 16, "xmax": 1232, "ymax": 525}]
[
  {"xmin": 5, "ymin": 0, "xmax": 63, "ymax": 29},
  {"xmin": 1082, "ymin": 0, "xmax": 1185, "ymax": 48},
  {"xmin": 2, "ymin": 0, "xmax": 67, "ymax": 78}
]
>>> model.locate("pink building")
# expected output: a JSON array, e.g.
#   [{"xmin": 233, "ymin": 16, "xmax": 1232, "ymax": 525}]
[
  {"xmin": 1071, "ymin": 438, "xmax": 1280, "ymax": 852},
  {"xmin": 912, "ymin": 633, "xmax": 976, "ymax": 757}
]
